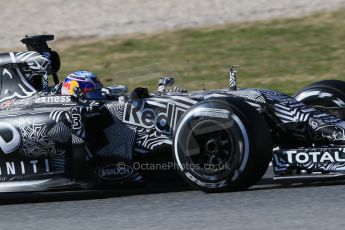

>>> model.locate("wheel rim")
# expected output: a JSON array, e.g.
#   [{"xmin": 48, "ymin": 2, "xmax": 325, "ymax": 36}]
[
  {"xmin": 184, "ymin": 119, "xmax": 243, "ymax": 177},
  {"xmin": 194, "ymin": 130, "xmax": 233, "ymax": 167}
]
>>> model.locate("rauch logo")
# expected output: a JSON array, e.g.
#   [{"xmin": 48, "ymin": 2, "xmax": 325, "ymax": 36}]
[{"xmin": 98, "ymin": 163, "xmax": 133, "ymax": 180}]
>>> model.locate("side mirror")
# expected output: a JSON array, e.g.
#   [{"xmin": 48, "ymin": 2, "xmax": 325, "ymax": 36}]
[
  {"xmin": 158, "ymin": 77, "xmax": 175, "ymax": 92},
  {"xmin": 102, "ymin": 85, "xmax": 128, "ymax": 99}
]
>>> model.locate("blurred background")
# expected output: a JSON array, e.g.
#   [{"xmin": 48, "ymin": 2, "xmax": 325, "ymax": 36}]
[{"xmin": 1, "ymin": 0, "xmax": 345, "ymax": 94}]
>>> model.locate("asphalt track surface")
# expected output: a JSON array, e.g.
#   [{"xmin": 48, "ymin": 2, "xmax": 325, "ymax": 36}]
[{"xmin": 1, "ymin": 167, "xmax": 345, "ymax": 230}]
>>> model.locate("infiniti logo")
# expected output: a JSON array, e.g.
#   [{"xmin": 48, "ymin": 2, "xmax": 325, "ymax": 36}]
[{"xmin": 0, "ymin": 122, "xmax": 21, "ymax": 154}]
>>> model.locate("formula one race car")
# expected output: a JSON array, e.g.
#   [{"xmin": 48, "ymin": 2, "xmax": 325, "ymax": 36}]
[{"xmin": 0, "ymin": 35, "xmax": 345, "ymax": 193}]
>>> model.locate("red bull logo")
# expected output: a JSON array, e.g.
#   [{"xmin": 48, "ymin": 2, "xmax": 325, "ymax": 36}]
[{"xmin": 61, "ymin": 80, "xmax": 79, "ymax": 95}]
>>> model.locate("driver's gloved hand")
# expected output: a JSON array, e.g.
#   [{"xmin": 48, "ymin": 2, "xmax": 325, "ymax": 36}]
[
  {"xmin": 130, "ymin": 87, "xmax": 150, "ymax": 100},
  {"xmin": 49, "ymin": 83, "xmax": 62, "ymax": 95}
]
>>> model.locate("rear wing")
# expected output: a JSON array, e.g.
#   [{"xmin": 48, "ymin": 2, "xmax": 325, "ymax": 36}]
[
  {"xmin": 21, "ymin": 35, "xmax": 60, "ymax": 84},
  {"xmin": 0, "ymin": 35, "xmax": 61, "ymax": 102},
  {"xmin": 21, "ymin": 35, "xmax": 54, "ymax": 52}
]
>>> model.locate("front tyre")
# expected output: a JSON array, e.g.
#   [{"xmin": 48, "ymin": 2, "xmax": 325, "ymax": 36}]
[
  {"xmin": 173, "ymin": 98, "xmax": 272, "ymax": 192},
  {"xmin": 294, "ymin": 80, "xmax": 345, "ymax": 107}
]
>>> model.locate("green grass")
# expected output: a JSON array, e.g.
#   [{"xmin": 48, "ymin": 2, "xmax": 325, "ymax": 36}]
[{"xmin": 55, "ymin": 9, "xmax": 345, "ymax": 95}]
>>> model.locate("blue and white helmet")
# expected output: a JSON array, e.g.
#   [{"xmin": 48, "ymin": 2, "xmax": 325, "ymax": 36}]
[{"xmin": 61, "ymin": 71, "xmax": 104, "ymax": 99}]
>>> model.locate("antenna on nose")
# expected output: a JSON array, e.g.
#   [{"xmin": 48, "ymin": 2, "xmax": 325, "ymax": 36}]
[{"xmin": 229, "ymin": 65, "xmax": 239, "ymax": 90}]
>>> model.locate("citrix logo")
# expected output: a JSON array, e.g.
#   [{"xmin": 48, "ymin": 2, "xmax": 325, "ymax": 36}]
[{"xmin": 0, "ymin": 122, "xmax": 21, "ymax": 154}]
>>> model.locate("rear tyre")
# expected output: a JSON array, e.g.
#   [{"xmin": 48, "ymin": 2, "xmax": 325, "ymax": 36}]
[
  {"xmin": 173, "ymin": 98, "xmax": 272, "ymax": 192},
  {"xmin": 294, "ymin": 80, "xmax": 345, "ymax": 107}
]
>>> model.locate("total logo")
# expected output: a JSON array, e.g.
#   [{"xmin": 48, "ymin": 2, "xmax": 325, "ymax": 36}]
[
  {"xmin": 123, "ymin": 100, "xmax": 186, "ymax": 134},
  {"xmin": 283, "ymin": 149, "xmax": 345, "ymax": 164}
]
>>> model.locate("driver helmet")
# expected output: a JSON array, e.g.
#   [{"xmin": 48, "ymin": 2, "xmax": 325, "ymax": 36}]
[{"xmin": 61, "ymin": 71, "xmax": 104, "ymax": 99}]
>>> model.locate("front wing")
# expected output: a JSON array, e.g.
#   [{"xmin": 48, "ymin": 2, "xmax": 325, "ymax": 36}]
[{"xmin": 273, "ymin": 147, "xmax": 345, "ymax": 176}]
